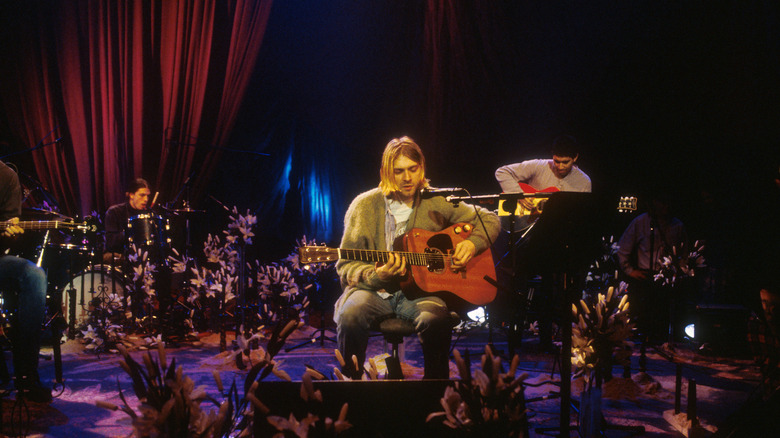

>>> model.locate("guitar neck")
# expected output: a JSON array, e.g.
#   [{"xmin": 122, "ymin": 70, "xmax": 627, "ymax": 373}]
[
  {"xmin": 337, "ymin": 248, "xmax": 447, "ymax": 266},
  {"xmin": 0, "ymin": 220, "xmax": 77, "ymax": 231}
]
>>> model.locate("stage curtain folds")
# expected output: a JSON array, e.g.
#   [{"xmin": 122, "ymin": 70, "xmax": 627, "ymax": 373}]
[{"xmin": 0, "ymin": 0, "xmax": 272, "ymax": 217}]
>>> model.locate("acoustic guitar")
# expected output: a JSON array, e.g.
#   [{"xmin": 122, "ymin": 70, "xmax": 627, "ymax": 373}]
[
  {"xmin": 498, "ymin": 184, "xmax": 638, "ymax": 230},
  {"xmin": 299, "ymin": 222, "xmax": 497, "ymax": 308}
]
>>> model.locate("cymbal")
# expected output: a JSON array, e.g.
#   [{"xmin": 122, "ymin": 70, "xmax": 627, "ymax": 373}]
[
  {"xmin": 167, "ymin": 208, "xmax": 206, "ymax": 214},
  {"xmin": 21, "ymin": 207, "xmax": 72, "ymax": 220},
  {"xmin": 23, "ymin": 207, "xmax": 61, "ymax": 214}
]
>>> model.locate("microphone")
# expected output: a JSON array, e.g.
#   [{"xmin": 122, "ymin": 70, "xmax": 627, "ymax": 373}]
[
  {"xmin": 420, "ymin": 186, "xmax": 465, "ymax": 198},
  {"xmin": 182, "ymin": 169, "xmax": 196, "ymax": 186},
  {"xmin": 208, "ymin": 194, "xmax": 232, "ymax": 212}
]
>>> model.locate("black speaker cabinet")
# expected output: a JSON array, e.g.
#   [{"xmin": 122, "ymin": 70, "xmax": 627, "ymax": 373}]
[{"xmin": 253, "ymin": 379, "xmax": 452, "ymax": 437}]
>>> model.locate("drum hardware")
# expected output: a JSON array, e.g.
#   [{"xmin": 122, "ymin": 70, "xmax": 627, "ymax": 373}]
[
  {"xmin": 127, "ymin": 213, "xmax": 171, "ymax": 248},
  {"xmin": 36, "ymin": 230, "xmax": 51, "ymax": 267},
  {"xmin": 162, "ymin": 202, "xmax": 205, "ymax": 261}
]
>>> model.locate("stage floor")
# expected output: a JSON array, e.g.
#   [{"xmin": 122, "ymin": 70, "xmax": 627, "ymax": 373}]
[{"xmin": 1, "ymin": 323, "xmax": 765, "ymax": 437}]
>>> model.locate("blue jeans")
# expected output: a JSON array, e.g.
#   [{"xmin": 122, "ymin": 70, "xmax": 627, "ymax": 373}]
[
  {"xmin": 335, "ymin": 289, "xmax": 452, "ymax": 378},
  {"xmin": 0, "ymin": 255, "xmax": 48, "ymax": 379}
]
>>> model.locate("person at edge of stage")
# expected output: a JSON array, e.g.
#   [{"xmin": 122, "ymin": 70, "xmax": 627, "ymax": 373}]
[
  {"xmin": 749, "ymin": 285, "xmax": 780, "ymax": 382},
  {"xmin": 0, "ymin": 160, "xmax": 52, "ymax": 403},
  {"xmin": 103, "ymin": 177, "xmax": 152, "ymax": 263},
  {"xmin": 747, "ymin": 163, "xmax": 780, "ymax": 391},
  {"xmin": 494, "ymin": 134, "xmax": 592, "ymax": 194},
  {"xmin": 493, "ymin": 135, "xmax": 592, "ymax": 353},
  {"xmin": 334, "ymin": 136, "xmax": 501, "ymax": 379},
  {"xmin": 616, "ymin": 189, "xmax": 688, "ymax": 344}
]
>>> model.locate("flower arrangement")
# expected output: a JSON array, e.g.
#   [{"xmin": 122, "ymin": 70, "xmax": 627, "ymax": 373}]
[
  {"xmin": 282, "ymin": 235, "xmax": 337, "ymax": 315},
  {"xmin": 251, "ymin": 235, "xmax": 336, "ymax": 344},
  {"xmin": 265, "ymin": 371, "xmax": 352, "ymax": 437},
  {"xmin": 98, "ymin": 316, "xmax": 352, "ymax": 437},
  {"xmin": 126, "ymin": 244, "xmax": 160, "ymax": 330},
  {"xmin": 79, "ymin": 244, "xmax": 158, "ymax": 353},
  {"xmin": 426, "ymin": 347, "xmax": 528, "ymax": 437},
  {"xmin": 585, "ymin": 235, "xmax": 621, "ymax": 291},
  {"xmin": 165, "ymin": 209, "xmax": 257, "ymax": 348},
  {"xmin": 571, "ymin": 284, "xmax": 634, "ymax": 386},
  {"xmin": 255, "ymin": 263, "xmax": 306, "ymax": 326},
  {"xmin": 653, "ymin": 241, "xmax": 706, "ymax": 287},
  {"xmin": 97, "ymin": 341, "xmax": 239, "ymax": 437},
  {"xmin": 77, "ymin": 205, "xmax": 336, "ymax": 365}
]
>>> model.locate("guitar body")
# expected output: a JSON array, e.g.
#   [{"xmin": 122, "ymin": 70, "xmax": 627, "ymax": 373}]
[
  {"xmin": 395, "ymin": 223, "xmax": 497, "ymax": 308},
  {"xmin": 497, "ymin": 184, "xmax": 559, "ymax": 231},
  {"xmin": 298, "ymin": 223, "xmax": 500, "ymax": 310}
]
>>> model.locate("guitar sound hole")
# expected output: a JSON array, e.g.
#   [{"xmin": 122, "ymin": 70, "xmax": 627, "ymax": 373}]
[{"xmin": 425, "ymin": 247, "xmax": 445, "ymax": 273}]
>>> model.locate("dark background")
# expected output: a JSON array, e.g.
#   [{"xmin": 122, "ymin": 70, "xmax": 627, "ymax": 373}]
[
  {"xmin": 2, "ymin": 1, "xmax": 779, "ymax": 306},
  {"xmin": 219, "ymin": 1, "xmax": 780, "ymax": 301}
]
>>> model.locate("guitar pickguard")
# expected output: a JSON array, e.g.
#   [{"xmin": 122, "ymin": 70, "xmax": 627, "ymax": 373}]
[
  {"xmin": 423, "ymin": 232, "xmax": 454, "ymax": 273},
  {"xmin": 396, "ymin": 223, "xmax": 496, "ymax": 307}
]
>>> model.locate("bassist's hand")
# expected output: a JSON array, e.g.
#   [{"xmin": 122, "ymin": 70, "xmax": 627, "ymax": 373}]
[
  {"xmin": 451, "ymin": 240, "xmax": 476, "ymax": 271},
  {"xmin": 2, "ymin": 217, "xmax": 23, "ymax": 237},
  {"xmin": 375, "ymin": 252, "xmax": 406, "ymax": 282}
]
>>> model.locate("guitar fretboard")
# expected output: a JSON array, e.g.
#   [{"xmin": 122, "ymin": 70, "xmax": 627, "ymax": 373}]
[
  {"xmin": 338, "ymin": 248, "xmax": 450, "ymax": 266},
  {"xmin": 0, "ymin": 220, "xmax": 75, "ymax": 230}
]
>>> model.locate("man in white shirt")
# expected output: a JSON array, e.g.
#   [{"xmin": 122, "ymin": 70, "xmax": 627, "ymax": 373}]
[
  {"xmin": 494, "ymin": 135, "xmax": 591, "ymax": 352},
  {"xmin": 495, "ymin": 135, "xmax": 591, "ymax": 193}
]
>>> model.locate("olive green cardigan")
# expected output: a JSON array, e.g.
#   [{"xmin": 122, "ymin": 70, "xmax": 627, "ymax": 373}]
[{"xmin": 334, "ymin": 187, "xmax": 501, "ymax": 320}]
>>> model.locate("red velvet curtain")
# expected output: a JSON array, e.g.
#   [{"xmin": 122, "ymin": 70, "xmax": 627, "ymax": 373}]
[{"xmin": 0, "ymin": 0, "xmax": 272, "ymax": 217}]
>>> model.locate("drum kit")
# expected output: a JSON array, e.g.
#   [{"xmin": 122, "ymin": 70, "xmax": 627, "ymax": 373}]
[{"xmin": 20, "ymin": 205, "xmax": 205, "ymax": 334}]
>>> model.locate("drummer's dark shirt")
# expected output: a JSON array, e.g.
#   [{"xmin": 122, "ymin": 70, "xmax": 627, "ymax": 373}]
[{"xmin": 104, "ymin": 202, "xmax": 145, "ymax": 253}]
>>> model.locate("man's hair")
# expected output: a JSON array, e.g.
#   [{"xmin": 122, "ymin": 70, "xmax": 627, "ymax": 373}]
[
  {"xmin": 551, "ymin": 135, "xmax": 580, "ymax": 158},
  {"xmin": 378, "ymin": 136, "xmax": 429, "ymax": 196},
  {"xmin": 126, "ymin": 178, "xmax": 150, "ymax": 195}
]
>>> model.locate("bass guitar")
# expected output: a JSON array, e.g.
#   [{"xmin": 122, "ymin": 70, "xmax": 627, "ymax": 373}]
[
  {"xmin": 0, "ymin": 219, "xmax": 97, "ymax": 232},
  {"xmin": 299, "ymin": 222, "xmax": 497, "ymax": 308}
]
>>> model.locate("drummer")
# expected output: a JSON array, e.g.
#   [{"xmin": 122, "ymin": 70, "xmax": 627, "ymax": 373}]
[{"xmin": 103, "ymin": 178, "xmax": 152, "ymax": 263}]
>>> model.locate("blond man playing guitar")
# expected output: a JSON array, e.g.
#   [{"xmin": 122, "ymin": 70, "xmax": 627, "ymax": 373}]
[{"xmin": 332, "ymin": 137, "xmax": 501, "ymax": 379}]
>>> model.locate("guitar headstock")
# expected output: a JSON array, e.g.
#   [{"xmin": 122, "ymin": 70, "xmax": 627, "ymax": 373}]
[
  {"xmin": 299, "ymin": 246, "xmax": 339, "ymax": 264},
  {"xmin": 618, "ymin": 196, "xmax": 637, "ymax": 213},
  {"xmin": 64, "ymin": 217, "xmax": 99, "ymax": 232}
]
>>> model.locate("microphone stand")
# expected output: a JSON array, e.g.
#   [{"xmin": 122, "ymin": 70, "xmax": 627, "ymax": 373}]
[
  {"xmin": 637, "ymin": 216, "xmax": 657, "ymax": 373},
  {"xmin": 0, "ymin": 126, "xmax": 63, "ymax": 160},
  {"xmin": 2, "ymin": 128, "xmax": 64, "ymax": 210},
  {"xmin": 165, "ymin": 133, "xmax": 269, "ymax": 346},
  {"xmin": 442, "ymin": 192, "xmax": 556, "ymax": 358}
]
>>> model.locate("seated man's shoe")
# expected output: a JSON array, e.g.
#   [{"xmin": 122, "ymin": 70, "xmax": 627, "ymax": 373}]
[{"xmin": 15, "ymin": 377, "xmax": 52, "ymax": 403}]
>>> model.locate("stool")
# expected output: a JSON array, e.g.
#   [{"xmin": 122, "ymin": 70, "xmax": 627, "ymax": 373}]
[{"xmin": 376, "ymin": 318, "xmax": 416, "ymax": 379}]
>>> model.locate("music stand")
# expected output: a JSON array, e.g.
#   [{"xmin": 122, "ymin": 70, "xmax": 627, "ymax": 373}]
[{"xmin": 517, "ymin": 192, "xmax": 612, "ymax": 436}]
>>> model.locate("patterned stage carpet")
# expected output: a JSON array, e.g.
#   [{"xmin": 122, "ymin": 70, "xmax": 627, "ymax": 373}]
[{"xmin": 0, "ymin": 324, "xmax": 765, "ymax": 437}]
